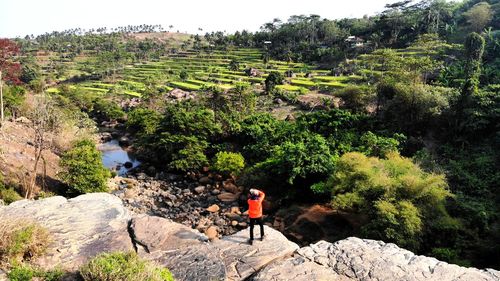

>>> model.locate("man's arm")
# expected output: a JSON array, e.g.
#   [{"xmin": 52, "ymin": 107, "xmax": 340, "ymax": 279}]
[{"xmin": 259, "ymin": 190, "xmax": 265, "ymax": 202}]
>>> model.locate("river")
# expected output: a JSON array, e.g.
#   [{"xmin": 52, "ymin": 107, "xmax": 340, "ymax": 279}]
[{"xmin": 98, "ymin": 139, "xmax": 141, "ymax": 176}]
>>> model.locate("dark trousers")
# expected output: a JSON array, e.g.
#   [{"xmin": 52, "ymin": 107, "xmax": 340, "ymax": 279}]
[{"xmin": 249, "ymin": 217, "xmax": 264, "ymax": 240}]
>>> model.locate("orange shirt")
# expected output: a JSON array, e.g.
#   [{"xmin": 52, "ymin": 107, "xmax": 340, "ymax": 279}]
[{"xmin": 248, "ymin": 190, "xmax": 265, "ymax": 218}]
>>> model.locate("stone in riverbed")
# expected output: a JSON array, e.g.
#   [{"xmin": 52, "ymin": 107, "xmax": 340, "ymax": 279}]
[
  {"xmin": 206, "ymin": 204, "xmax": 220, "ymax": 213},
  {"xmin": 194, "ymin": 186, "xmax": 205, "ymax": 194},
  {"xmin": 222, "ymin": 180, "xmax": 239, "ymax": 194},
  {"xmin": 230, "ymin": 206, "xmax": 241, "ymax": 214},
  {"xmin": 217, "ymin": 192, "xmax": 241, "ymax": 202},
  {"xmin": 205, "ymin": 226, "xmax": 218, "ymax": 240},
  {"xmin": 118, "ymin": 136, "xmax": 130, "ymax": 147},
  {"xmin": 124, "ymin": 188, "xmax": 136, "ymax": 199},
  {"xmin": 198, "ymin": 176, "xmax": 212, "ymax": 185}
]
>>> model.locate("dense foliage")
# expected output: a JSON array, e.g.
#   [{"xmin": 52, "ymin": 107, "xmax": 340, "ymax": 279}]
[
  {"xmin": 212, "ymin": 151, "xmax": 245, "ymax": 176},
  {"xmin": 59, "ymin": 139, "xmax": 111, "ymax": 194},
  {"xmin": 1, "ymin": 0, "xmax": 498, "ymax": 269},
  {"xmin": 328, "ymin": 152, "xmax": 454, "ymax": 251}
]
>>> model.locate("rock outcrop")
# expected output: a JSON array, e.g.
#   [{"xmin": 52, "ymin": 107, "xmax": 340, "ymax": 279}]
[
  {"xmin": 1, "ymin": 194, "xmax": 499, "ymax": 281},
  {"xmin": 213, "ymin": 226, "xmax": 299, "ymax": 280},
  {"xmin": 254, "ymin": 239, "xmax": 500, "ymax": 281},
  {"xmin": 0, "ymin": 193, "xmax": 133, "ymax": 270}
]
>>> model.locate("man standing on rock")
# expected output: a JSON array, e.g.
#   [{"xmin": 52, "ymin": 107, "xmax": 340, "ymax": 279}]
[{"xmin": 248, "ymin": 188, "xmax": 265, "ymax": 245}]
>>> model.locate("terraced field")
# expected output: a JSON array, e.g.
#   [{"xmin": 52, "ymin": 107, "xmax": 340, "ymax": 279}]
[{"xmin": 47, "ymin": 48, "xmax": 365, "ymax": 97}]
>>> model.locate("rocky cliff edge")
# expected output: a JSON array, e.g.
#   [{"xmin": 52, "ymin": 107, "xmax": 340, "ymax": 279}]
[{"xmin": 0, "ymin": 193, "xmax": 498, "ymax": 281}]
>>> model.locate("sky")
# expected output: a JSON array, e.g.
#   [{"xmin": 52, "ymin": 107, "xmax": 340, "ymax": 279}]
[{"xmin": 0, "ymin": 0, "xmax": 400, "ymax": 38}]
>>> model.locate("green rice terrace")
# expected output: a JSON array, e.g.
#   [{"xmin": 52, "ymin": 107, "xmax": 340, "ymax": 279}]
[{"xmin": 43, "ymin": 47, "xmax": 366, "ymax": 98}]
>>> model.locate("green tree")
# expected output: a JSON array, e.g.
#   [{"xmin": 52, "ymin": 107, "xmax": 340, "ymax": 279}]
[
  {"xmin": 59, "ymin": 139, "xmax": 111, "ymax": 194},
  {"xmin": 179, "ymin": 70, "xmax": 189, "ymax": 80},
  {"xmin": 462, "ymin": 32, "xmax": 485, "ymax": 97},
  {"xmin": 264, "ymin": 71, "xmax": 283, "ymax": 93},
  {"xmin": 254, "ymin": 132, "xmax": 336, "ymax": 185},
  {"xmin": 228, "ymin": 59, "xmax": 240, "ymax": 71},
  {"xmin": 126, "ymin": 108, "xmax": 161, "ymax": 136},
  {"xmin": 463, "ymin": 2, "xmax": 493, "ymax": 32},
  {"xmin": 93, "ymin": 99, "xmax": 125, "ymax": 120},
  {"xmin": 142, "ymin": 103, "xmax": 222, "ymax": 171}
]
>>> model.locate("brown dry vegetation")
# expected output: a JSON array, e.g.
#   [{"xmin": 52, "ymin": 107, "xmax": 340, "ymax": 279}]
[{"xmin": 0, "ymin": 219, "xmax": 51, "ymax": 269}]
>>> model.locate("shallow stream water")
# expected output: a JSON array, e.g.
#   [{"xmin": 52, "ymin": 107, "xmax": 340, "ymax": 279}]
[{"xmin": 98, "ymin": 139, "xmax": 140, "ymax": 176}]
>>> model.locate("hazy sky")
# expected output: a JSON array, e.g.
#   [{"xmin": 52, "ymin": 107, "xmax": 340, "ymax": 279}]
[{"xmin": 0, "ymin": 0, "xmax": 400, "ymax": 38}]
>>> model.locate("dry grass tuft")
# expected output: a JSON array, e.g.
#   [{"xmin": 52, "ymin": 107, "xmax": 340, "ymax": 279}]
[{"xmin": 0, "ymin": 219, "xmax": 51, "ymax": 269}]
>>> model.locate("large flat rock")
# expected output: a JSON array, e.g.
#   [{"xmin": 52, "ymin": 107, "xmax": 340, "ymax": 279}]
[
  {"xmin": 130, "ymin": 214, "xmax": 207, "ymax": 254},
  {"xmin": 148, "ymin": 244, "xmax": 227, "ymax": 281},
  {"xmin": 213, "ymin": 225, "xmax": 300, "ymax": 281},
  {"xmin": 0, "ymin": 193, "xmax": 134, "ymax": 270},
  {"xmin": 296, "ymin": 238, "xmax": 500, "ymax": 281},
  {"xmin": 253, "ymin": 255, "xmax": 352, "ymax": 281},
  {"xmin": 132, "ymin": 215, "xmax": 226, "ymax": 281}
]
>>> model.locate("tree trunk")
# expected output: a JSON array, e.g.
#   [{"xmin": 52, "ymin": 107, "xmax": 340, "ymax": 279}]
[{"xmin": 0, "ymin": 70, "xmax": 4, "ymax": 122}]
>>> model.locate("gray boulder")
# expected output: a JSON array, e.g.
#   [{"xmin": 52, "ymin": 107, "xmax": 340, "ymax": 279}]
[
  {"xmin": 294, "ymin": 238, "xmax": 500, "ymax": 281},
  {"xmin": 0, "ymin": 193, "xmax": 134, "ymax": 270},
  {"xmin": 213, "ymin": 225, "xmax": 299, "ymax": 280},
  {"xmin": 148, "ymin": 244, "xmax": 226, "ymax": 281},
  {"xmin": 130, "ymin": 215, "xmax": 207, "ymax": 254}
]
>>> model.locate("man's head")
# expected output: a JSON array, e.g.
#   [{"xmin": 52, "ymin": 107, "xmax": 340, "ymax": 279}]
[{"xmin": 249, "ymin": 188, "xmax": 260, "ymax": 200}]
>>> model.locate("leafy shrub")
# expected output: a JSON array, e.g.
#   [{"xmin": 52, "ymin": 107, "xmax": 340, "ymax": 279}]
[
  {"xmin": 0, "ymin": 176, "xmax": 22, "ymax": 204},
  {"xmin": 377, "ymin": 81, "xmax": 453, "ymax": 133},
  {"xmin": 358, "ymin": 131, "xmax": 404, "ymax": 157},
  {"xmin": 0, "ymin": 220, "xmax": 50, "ymax": 267},
  {"xmin": 254, "ymin": 132, "xmax": 336, "ymax": 185},
  {"xmin": 179, "ymin": 70, "xmax": 189, "ymax": 80},
  {"xmin": 59, "ymin": 139, "xmax": 111, "ymax": 194},
  {"xmin": 327, "ymin": 152, "xmax": 453, "ymax": 250},
  {"xmin": 79, "ymin": 252, "xmax": 174, "ymax": 281},
  {"xmin": 431, "ymin": 247, "xmax": 459, "ymax": 263},
  {"xmin": 92, "ymin": 99, "xmax": 125, "ymax": 120},
  {"xmin": 212, "ymin": 151, "xmax": 245, "ymax": 176},
  {"xmin": 335, "ymin": 85, "xmax": 375, "ymax": 113},
  {"xmin": 0, "ymin": 188, "xmax": 23, "ymax": 204},
  {"xmin": 126, "ymin": 108, "xmax": 161, "ymax": 135},
  {"xmin": 228, "ymin": 59, "xmax": 240, "ymax": 71},
  {"xmin": 8, "ymin": 264, "xmax": 63, "ymax": 281}
]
